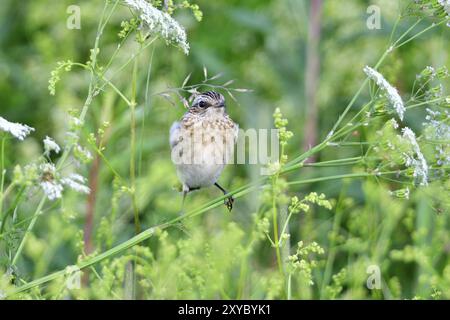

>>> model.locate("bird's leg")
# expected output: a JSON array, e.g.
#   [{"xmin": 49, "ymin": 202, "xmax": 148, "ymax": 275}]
[
  {"xmin": 180, "ymin": 185, "xmax": 200, "ymax": 214},
  {"xmin": 181, "ymin": 190, "xmax": 188, "ymax": 213},
  {"xmin": 214, "ymin": 183, "xmax": 234, "ymax": 212},
  {"xmin": 179, "ymin": 185, "xmax": 189, "ymax": 215}
]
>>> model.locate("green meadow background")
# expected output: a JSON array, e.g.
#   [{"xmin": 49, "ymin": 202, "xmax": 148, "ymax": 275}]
[{"xmin": 0, "ymin": 0, "xmax": 449, "ymax": 299}]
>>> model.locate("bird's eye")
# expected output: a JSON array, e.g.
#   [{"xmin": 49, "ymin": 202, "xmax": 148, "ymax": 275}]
[{"xmin": 198, "ymin": 101, "xmax": 207, "ymax": 108}]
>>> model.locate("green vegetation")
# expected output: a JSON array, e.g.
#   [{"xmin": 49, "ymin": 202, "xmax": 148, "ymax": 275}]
[{"xmin": 0, "ymin": 0, "xmax": 449, "ymax": 299}]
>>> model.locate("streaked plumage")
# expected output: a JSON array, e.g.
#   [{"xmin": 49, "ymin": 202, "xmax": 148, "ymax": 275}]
[{"xmin": 170, "ymin": 91, "xmax": 238, "ymax": 210}]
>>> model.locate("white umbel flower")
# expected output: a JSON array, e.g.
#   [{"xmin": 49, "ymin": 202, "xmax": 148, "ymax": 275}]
[
  {"xmin": 43, "ymin": 136, "xmax": 61, "ymax": 154},
  {"xmin": 125, "ymin": 0, "xmax": 190, "ymax": 54},
  {"xmin": 363, "ymin": 66, "xmax": 406, "ymax": 120},
  {"xmin": 40, "ymin": 180, "xmax": 63, "ymax": 201},
  {"xmin": 401, "ymin": 128, "xmax": 429, "ymax": 186},
  {"xmin": 61, "ymin": 173, "xmax": 90, "ymax": 194},
  {"xmin": 39, "ymin": 163, "xmax": 63, "ymax": 200},
  {"xmin": 38, "ymin": 163, "xmax": 90, "ymax": 200},
  {"xmin": 438, "ymin": 0, "xmax": 450, "ymax": 17},
  {"xmin": 423, "ymin": 108, "xmax": 450, "ymax": 166},
  {"xmin": 0, "ymin": 116, "xmax": 34, "ymax": 140}
]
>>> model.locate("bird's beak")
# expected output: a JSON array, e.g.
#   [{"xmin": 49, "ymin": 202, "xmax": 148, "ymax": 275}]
[{"xmin": 215, "ymin": 103, "xmax": 225, "ymax": 108}]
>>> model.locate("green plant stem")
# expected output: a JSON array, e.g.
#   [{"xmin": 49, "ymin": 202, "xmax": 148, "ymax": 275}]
[
  {"xmin": 139, "ymin": 47, "xmax": 155, "ymax": 176},
  {"xmin": 394, "ymin": 19, "xmax": 446, "ymax": 49},
  {"xmin": 302, "ymin": 156, "xmax": 364, "ymax": 167},
  {"xmin": 287, "ymin": 274, "xmax": 292, "ymax": 300},
  {"xmin": 11, "ymin": 197, "xmax": 46, "ymax": 266},
  {"xmin": 0, "ymin": 184, "xmax": 22, "ymax": 235},
  {"xmin": 99, "ymin": 74, "xmax": 132, "ymax": 106},
  {"xmin": 10, "ymin": 0, "xmax": 112, "ymax": 268},
  {"xmin": 271, "ymin": 176, "xmax": 283, "ymax": 275},
  {"xmin": 130, "ymin": 47, "xmax": 140, "ymax": 235},
  {"xmin": 319, "ymin": 182, "xmax": 349, "ymax": 298},
  {"xmin": 128, "ymin": 46, "xmax": 141, "ymax": 300},
  {"xmin": 72, "ymin": 65, "xmax": 132, "ymax": 108},
  {"xmin": 287, "ymin": 18, "xmax": 430, "ymax": 169},
  {"xmin": 388, "ymin": 15, "xmax": 401, "ymax": 45},
  {"xmin": 406, "ymin": 97, "xmax": 446, "ymax": 110},
  {"xmin": 282, "ymin": 126, "xmax": 365, "ymax": 172},
  {"xmin": 0, "ymin": 137, "xmax": 5, "ymax": 219},
  {"xmin": 98, "ymin": 37, "xmax": 158, "ymax": 93},
  {"xmin": 287, "ymin": 172, "xmax": 367, "ymax": 186},
  {"xmin": 91, "ymin": 145, "xmax": 125, "ymax": 182}
]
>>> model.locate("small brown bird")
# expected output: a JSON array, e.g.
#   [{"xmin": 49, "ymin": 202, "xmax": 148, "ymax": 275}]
[{"xmin": 170, "ymin": 91, "xmax": 238, "ymax": 211}]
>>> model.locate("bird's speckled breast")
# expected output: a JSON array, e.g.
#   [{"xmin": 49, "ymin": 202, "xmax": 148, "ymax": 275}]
[{"xmin": 173, "ymin": 112, "xmax": 237, "ymax": 189}]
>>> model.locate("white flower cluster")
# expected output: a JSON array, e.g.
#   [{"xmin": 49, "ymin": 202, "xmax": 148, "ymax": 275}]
[
  {"xmin": 38, "ymin": 163, "xmax": 90, "ymax": 201},
  {"xmin": 401, "ymin": 128, "xmax": 429, "ymax": 186},
  {"xmin": 125, "ymin": 0, "xmax": 190, "ymax": 54},
  {"xmin": 43, "ymin": 136, "xmax": 61, "ymax": 154},
  {"xmin": 363, "ymin": 66, "xmax": 406, "ymax": 120},
  {"xmin": 61, "ymin": 174, "xmax": 91, "ymax": 194},
  {"xmin": 423, "ymin": 108, "xmax": 450, "ymax": 166},
  {"xmin": 438, "ymin": 0, "xmax": 450, "ymax": 24},
  {"xmin": 0, "ymin": 116, "xmax": 34, "ymax": 140},
  {"xmin": 39, "ymin": 163, "xmax": 63, "ymax": 200}
]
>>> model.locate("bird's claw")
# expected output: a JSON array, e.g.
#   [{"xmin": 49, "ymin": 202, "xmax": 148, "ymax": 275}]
[{"xmin": 224, "ymin": 196, "xmax": 234, "ymax": 212}]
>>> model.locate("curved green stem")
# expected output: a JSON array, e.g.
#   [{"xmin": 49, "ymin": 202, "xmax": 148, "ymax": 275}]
[
  {"xmin": 271, "ymin": 176, "xmax": 283, "ymax": 275},
  {"xmin": 130, "ymin": 46, "xmax": 140, "ymax": 235},
  {"xmin": 393, "ymin": 19, "xmax": 446, "ymax": 49},
  {"xmin": 0, "ymin": 184, "xmax": 22, "ymax": 235},
  {"xmin": 11, "ymin": 197, "xmax": 46, "ymax": 266},
  {"xmin": 0, "ymin": 137, "xmax": 5, "ymax": 219}
]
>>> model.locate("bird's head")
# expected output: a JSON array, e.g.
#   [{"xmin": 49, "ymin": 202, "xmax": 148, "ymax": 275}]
[{"xmin": 189, "ymin": 91, "xmax": 226, "ymax": 114}]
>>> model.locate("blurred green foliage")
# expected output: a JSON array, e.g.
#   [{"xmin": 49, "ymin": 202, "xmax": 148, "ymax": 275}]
[{"xmin": 0, "ymin": 0, "xmax": 449, "ymax": 299}]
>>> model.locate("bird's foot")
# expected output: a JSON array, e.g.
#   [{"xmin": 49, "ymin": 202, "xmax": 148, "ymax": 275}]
[{"xmin": 224, "ymin": 196, "xmax": 234, "ymax": 212}]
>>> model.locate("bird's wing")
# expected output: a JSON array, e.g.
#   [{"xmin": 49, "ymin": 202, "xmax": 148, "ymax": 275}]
[{"xmin": 169, "ymin": 121, "xmax": 181, "ymax": 149}]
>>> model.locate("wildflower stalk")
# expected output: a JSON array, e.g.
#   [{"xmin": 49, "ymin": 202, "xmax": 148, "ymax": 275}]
[
  {"xmin": 0, "ymin": 186, "xmax": 25, "ymax": 235},
  {"xmin": 271, "ymin": 174, "xmax": 283, "ymax": 276},
  {"xmin": 97, "ymin": 37, "xmax": 158, "ymax": 92},
  {"xmin": 0, "ymin": 136, "xmax": 5, "ymax": 219},
  {"xmin": 319, "ymin": 183, "xmax": 349, "ymax": 298},
  {"xmin": 293, "ymin": 17, "xmax": 442, "ymax": 168},
  {"xmin": 0, "ymin": 183, "xmax": 17, "ymax": 211},
  {"xmin": 10, "ymin": 0, "xmax": 113, "ymax": 267},
  {"xmin": 406, "ymin": 97, "xmax": 447, "ymax": 110},
  {"xmin": 393, "ymin": 19, "xmax": 447, "ymax": 49},
  {"xmin": 11, "ymin": 197, "xmax": 46, "ymax": 266},
  {"xmin": 91, "ymin": 144, "xmax": 125, "ymax": 182},
  {"xmin": 128, "ymin": 43, "xmax": 142, "ymax": 300},
  {"xmin": 138, "ymin": 47, "xmax": 155, "ymax": 176},
  {"xmin": 302, "ymin": 156, "xmax": 364, "ymax": 167},
  {"xmin": 58, "ymin": 1, "xmax": 120, "ymax": 166},
  {"xmin": 130, "ymin": 46, "xmax": 141, "ymax": 235}
]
